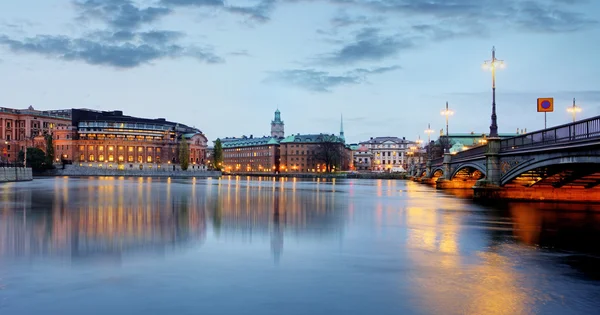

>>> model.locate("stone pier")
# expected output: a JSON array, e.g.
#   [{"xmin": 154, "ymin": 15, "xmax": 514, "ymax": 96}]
[{"xmin": 0, "ymin": 167, "xmax": 33, "ymax": 182}]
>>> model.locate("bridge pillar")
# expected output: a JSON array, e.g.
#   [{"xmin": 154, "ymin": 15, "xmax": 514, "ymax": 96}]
[
  {"xmin": 425, "ymin": 159, "xmax": 432, "ymax": 178},
  {"xmin": 473, "ymin": 137, "xmax": 502, "ymax": 198},
  {"xmin": 442, "ymin": 153, "xmax": 452, "ymax": 180}
]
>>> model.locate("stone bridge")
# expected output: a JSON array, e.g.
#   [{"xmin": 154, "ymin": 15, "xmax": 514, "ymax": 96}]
[{"xmin": 413, "ymin": 115, "xmax": 600, "ymax": 202}]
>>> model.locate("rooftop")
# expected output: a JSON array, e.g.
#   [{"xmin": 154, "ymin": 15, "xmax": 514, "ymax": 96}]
[
  {"xmin": 220, "ymin": 136, "xmax": 280, "ymax": 148},
  {"xmin": 280, "ymin": 133, "xmax": 344, "ymax": 144}
]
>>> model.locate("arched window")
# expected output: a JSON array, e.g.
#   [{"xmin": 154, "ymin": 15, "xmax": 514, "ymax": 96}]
[
  {"xmin": 118, "ymin": 155, "xmax": 124, "ymax": 162},
  {"xmin": 147, "ymin": 156, "xmax": 153, "ymax": 163},
  {"xmin": 98, "ymin": 155, "xmax": 104, "ymax": 162},
  {"xmin": 108, "ymin": 155, "xmax": 114, "ymax": 162},
  {"xmin": 89, "ymin": 155, "xmax": 95, "ymax": 161}
]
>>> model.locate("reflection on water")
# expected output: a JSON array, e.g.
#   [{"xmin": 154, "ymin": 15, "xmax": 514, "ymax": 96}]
[{"xmin": 0, "ymin": 177, "xmax": 599, "ymax": 315}]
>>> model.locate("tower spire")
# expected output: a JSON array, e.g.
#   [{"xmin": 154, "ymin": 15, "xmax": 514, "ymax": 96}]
[{"xmin": 340, "ymin": 114, "xmax": 345, "ymax": 141}]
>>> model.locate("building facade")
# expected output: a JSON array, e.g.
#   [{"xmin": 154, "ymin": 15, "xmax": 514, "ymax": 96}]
[
  {"xmin": 0, "ymin": 106, "xmax": 71, "ymax": 162},
  {"xmin": 221, "ymin": 136, "xmax": 280, "ymax": 173},
  {"xmin": 279, "ymin": 134, "xmax": 347, "ymax": 173},
  {"xmin": 1, "ymin": 106, "xmax": 208, "ymax": 170},
  {"xmin": 357, "ymin": 137, "xmax": 419, "ymax": 171}
]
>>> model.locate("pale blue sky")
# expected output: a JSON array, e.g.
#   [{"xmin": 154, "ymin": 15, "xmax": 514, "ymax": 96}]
[{"xmin": 1, "ymin": 0, "xmax": 599, "ymax": 143}]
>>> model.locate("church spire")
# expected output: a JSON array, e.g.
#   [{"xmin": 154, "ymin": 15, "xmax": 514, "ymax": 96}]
[{"xmin": 340, "ymin": 113, "xmax": 345, "ymax": 141}]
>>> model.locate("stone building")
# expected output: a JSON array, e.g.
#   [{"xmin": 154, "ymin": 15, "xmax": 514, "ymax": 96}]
[
  {"xmin": 358, "ymin": 136, "xmax": 419, "ymax": 171},
  {"xmin": 279, "ymin": 133, "xmax": 347, "ymax": 173},
  {"xmin": 0, "ymin": 106, "xmax": 71, "ymax": 162},
  {"xmin": 1, "ymin": 106, "xmax": 208, "ymax": 170},
  {"xmin": 69, "ymin": 109, "xmax": 208, "ymax": 171},
  {"xmin": 221, "ymin": 136, "xmax": 280, "ymax": 173}
]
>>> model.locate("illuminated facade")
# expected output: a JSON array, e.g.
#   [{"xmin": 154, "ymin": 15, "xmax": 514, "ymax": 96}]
[
  {"xmin": 279, "ymin": 134, "xmax": 347, "ymax": 173},
  {"xmin": 0, "ymin": 106, "xmax": 71, "ymax": 162},
  {"xmin": 68, "ymin": 109, "xmax": 208, "ymax": 170},
  {"xmin": 1, "ymin": 106, "xmax": 208, "ymax": 170},
  {"xmin": 221, "ymin": 136, "xmax": 280, "ymax": 173},
  {"xmin": 358, "ymin": 137, "xmax": 419, "ymax": 171}
]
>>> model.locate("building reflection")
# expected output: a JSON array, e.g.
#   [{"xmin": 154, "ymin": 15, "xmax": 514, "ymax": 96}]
[
  {"xmin": 207, "ymin": 176, "xmax": 346, "ymax": 262},
  {"xmin": 0, "ymin": 177, "xmax": 207, "ymax": 262}
]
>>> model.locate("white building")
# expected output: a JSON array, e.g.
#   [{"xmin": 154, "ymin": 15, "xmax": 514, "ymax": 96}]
[{"xmin": 357, "ymin": 137, "xmax": 423, "ymax": 171}]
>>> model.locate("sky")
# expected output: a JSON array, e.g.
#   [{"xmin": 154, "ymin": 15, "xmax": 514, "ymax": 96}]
[{"xmin": 1, "ymin": 0, "xmax": 599, "ymax": 144}]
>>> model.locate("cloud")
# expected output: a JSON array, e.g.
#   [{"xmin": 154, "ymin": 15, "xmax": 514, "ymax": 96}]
[
  {"xmin": 514, "ymin": 1, "xmax": 597, "ymax": 33},
  {"xmin": 159, "ymin": 0, "xmax": 224, "ymax": 7},
  {"xmin": 265, "ymin": 65, "xmax": 400, "ymax": 92},
  {"xmin": 330, "ymin": 10, "xmax": 383, "ymax": 28},
  {"xmin": 317, "ymin": 28, "xmax": 414, "ymax": 65},
  {"xmin": 226, "ymin": 0, "xmax": 277, "ymax": 23},
  {"xmin": 74, "ymin": 0, "xmax": 172, "ymax": 30},
  {"xmin": 0, "ymin": 33, "xmax": 222, "ymax": 68}
]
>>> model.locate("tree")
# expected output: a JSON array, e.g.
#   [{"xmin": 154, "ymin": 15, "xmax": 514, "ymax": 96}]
[
  {"xmin": 44, "ymin": 134, "xmax": 55, "ymax": 167},
  {"xmin": 179, "ymin": 136, "xmax": 190, "ymax": 171},
  {"xmin": 315, "ymin": 134, "xmax": 344, "ymax": 172},
  {"xmin": 18, "ymin": 148, "xmax": 47, "ymax": 171},
  {"xmin": 213, "ymin": 138, "xmax": 223, "ymax": 171},
  {"xmin": 430, "ymin": 137, "xmax": 454, "ymax": 158}
]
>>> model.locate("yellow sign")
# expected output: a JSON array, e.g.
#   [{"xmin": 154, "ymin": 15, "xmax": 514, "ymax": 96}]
[{"xmin": 537, "ymin": 98, "xmax": 554, "ymax": 112}]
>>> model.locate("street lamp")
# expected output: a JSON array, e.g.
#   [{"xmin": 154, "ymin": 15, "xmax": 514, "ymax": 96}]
[
  {"xmin": 567, "ymin": 98, "xmax": 582, "ymax": 122},
  {"xmin": 440, "ymin": 102, "xmax": 454, "ymax": 153},
  {"xmin": 482, "ymin": 46, "xmax": 505, "ymax": 138}
]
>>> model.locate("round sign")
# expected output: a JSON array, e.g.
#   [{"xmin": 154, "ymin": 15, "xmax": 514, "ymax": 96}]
[{"xmin": 541, "ymin": 100, "xmax": 551, "ymax": 109}]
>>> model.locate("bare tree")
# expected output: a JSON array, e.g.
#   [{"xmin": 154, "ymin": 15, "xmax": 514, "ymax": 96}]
[{"xmin": 315, "ymin": 134, "xmax": 344, "ymax": 172}]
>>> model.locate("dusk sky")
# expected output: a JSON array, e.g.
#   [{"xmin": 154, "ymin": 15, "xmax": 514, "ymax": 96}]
[{"xmin": 1, "ymin": 0, "xmax": 599, "ymax": 143}]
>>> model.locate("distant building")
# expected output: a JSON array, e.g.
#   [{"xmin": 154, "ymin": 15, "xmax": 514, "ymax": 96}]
[
  {"xmin": 271, "ymin": 109, "xmax": 285, "ymax": 138},
  {"xmin": 0, "ymin": 106, "xmax": 72, "ymax": 162},
  {"xmin": 358, "ymin": 136, "xmax": 419, "ymax": 171},
  {"xmin": 220, "ymin": 110, "xmax": 350, "ymax": 173},
  {"xmin": 221, "ymin": 135, "xmax": 280, "ymax": 173},
  {"xmin": 435, "ymin": 132, "xmax": 520, "ymax": 154},
  {"xmin": 1, "ymin": 106, "xmax": 208, "ymax": 170}
]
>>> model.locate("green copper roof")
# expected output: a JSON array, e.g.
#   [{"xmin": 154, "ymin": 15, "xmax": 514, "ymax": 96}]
[
  {"xmin": 280, "ymin": 133, "xmax": 344, "ymax": 144},
  {"xmin": 221, "ymin": 136, "xmax": 280, "ymax": 148}
]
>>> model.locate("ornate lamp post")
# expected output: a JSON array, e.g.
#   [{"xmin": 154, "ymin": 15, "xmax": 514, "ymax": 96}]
[
  {"xmin": 440, "ymin": 102, "xmax": 454, "ymax": 153},
  {"xmin": 482, "ymin": 46, "xmax": 505, "ymax": 138},
  {"xmin": 567, "ymin": 98, "xmax": 582, "ymax": 122}
]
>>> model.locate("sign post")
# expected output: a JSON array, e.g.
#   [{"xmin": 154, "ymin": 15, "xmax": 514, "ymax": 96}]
[{"xmin": 537, "ymin": 98, "xmax": 554, "ymax": 129}]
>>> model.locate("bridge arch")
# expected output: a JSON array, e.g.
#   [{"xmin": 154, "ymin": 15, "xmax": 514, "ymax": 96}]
[
  {"xmin": 501, "ymin": 155, "xmax": 600, "ymax": 186},
  {"xmin": 450, "ymin": 163, "xmax": 486, "ymax": 180},
  {"xmin": 430, "ymin": 167, "xmax": 444, "ymax": 178}
]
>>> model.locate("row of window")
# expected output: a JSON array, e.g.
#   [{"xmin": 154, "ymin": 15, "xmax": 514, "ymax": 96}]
[
  {"xmin": 81, "ymin": 154, "xmax": 161, "ymax": 163},
  {"xmin": 77, "ymin": 145, "xmax": 162, "ymax": 153},
  {"xmin": 224, "ymin": 152, "xmax": 272, "ymax": 157}
]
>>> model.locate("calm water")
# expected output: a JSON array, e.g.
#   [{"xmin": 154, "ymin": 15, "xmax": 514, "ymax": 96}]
[{"xmin": 1, "ymin": 177, "xmax": 600, "ymax": 315}]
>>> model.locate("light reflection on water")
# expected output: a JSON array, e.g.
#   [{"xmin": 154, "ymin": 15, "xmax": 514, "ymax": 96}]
[{"xmin": 0, "ymin": 177, "xmax": 599, "ymax": 315}]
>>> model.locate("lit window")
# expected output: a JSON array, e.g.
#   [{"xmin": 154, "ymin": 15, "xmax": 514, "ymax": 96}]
[
  {"xmin": 147, "ymin": 156, "xmax": 152, "ymax": 163},
  {"xmin": 128, "ymin": 156, "xmax": 134, "ymax": 162},
  {"xmin": 99, "ymin": 155, "xmax": 104, "ymax": 162},
  {"xmin": 128, "ymin": 146, "xmax": 134, "ymax": 152},
  {"xmin": 137, "ymin": 156, "xmax": 143, "ymax": 163},
  {"xmin": 118, "ymin": 146, "xmax": 124, "ymax": 151},
  {"xmin": 99, "ymin": 146, "xmax": 104, "ymax": 151},
  {"xmin": 118, "ymin": 155, "xmax": 124, "ymax": 162},
  {"xmin": 147, "ymin": 147, "xmax": 153, "ymax": 153},
  {"xmin": 89, "ymin": 155, "xmax": 95, "ymax": 161},
  {"xmin": 108, "ymin": 155, "xmax": 114, "ymax": 162},
  {"xmin": 138, "ymin": 147, "xmax": 143, "ymax": 152},
  {"xmin": 108, "ymin": 146, "xmax": 114, "ymax": 151},
  {"xmin": 89, "ymin": 145, "xmax": 94, "ymax": 151},
  {"xmin": 79, "ymin": 145, "xmax": 84, "ymax": 151},
  {"xmin": 80, "ymin": 154, "xmax": 85, "ymax": 161}
]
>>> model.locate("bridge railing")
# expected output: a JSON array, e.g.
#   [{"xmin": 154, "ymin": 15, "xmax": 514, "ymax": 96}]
[
  {"xmin": 501, "ymin": 115, "xmax": 600, "ymax": 151},
  {"xmin": 451, "ymin": 144, "xmax": 487, "ymax": 161},
  {"xmin": 431, "ymin": 157, "xmax": 444, "ymax": 166}
]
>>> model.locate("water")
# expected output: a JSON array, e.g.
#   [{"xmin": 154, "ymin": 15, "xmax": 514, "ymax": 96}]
[{"xmin": 1, "ymin": 177, "xmax": 599, "ymax": 315}]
